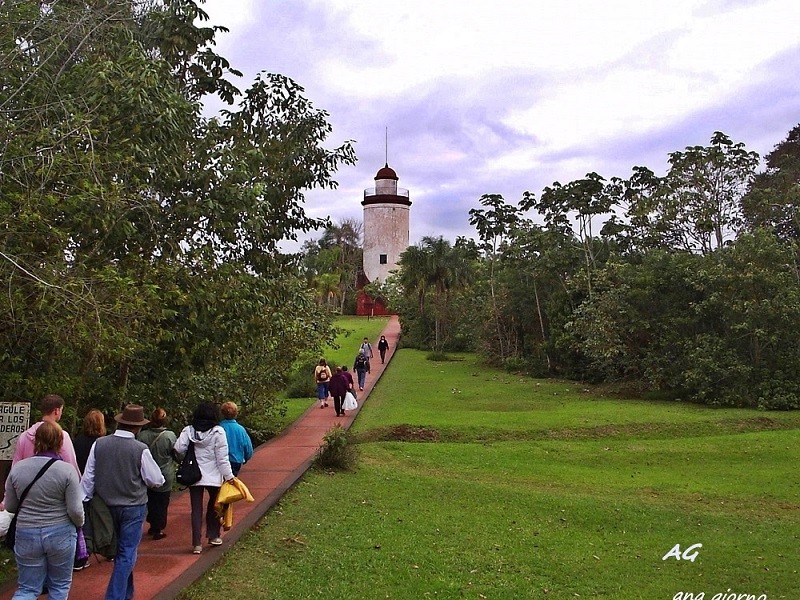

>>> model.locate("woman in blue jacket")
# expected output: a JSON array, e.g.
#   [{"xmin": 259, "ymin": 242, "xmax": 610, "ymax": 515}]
[{"xmin": 219, "ymin": 402, "xmax": 253, "ymax": 476}]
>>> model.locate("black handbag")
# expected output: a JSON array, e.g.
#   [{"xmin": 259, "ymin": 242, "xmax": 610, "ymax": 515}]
[
  {"xmin": 4, "ymin": 458, "xmax": 58, "ymax": 550},
  {"xmin": 175, "ymin": 441, "xmax": 201, "ymax": 486}
]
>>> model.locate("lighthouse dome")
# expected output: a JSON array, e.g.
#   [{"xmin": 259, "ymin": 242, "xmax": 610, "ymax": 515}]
[{"xmin": 375, "ymin": 164, "xmax": 398, "ymax": 181}]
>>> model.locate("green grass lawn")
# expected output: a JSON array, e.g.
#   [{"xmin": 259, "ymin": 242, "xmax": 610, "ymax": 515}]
[
  {"xmin": 328, "ymin": 316, "xmax": 390, "ymax": 367},
  {"xmin": 182, "ymin": 348, "xmax": 800, "ymax": 599}
]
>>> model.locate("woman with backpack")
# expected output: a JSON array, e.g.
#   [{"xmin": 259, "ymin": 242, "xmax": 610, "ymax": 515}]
[{"xmin": 314, "ymin": 358, "xmax": 332, "ymax": 409}]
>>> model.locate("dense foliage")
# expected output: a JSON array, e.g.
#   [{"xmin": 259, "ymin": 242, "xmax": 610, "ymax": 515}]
[
  {"xmin": 0, "ymin": 0, "xmax": 355, "ymax": 431},
  {"xmin": 392, "ymin": 129, "xmax": 800, "ymax": 409},
  {"xmin": 300, "ymin": 219, "xmax": 363, "ymax": 313}
]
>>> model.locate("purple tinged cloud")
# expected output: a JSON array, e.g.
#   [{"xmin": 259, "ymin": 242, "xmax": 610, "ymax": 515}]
[{"xmin": 201, "ymin": 0, "xmax": 800, "ymax": 248}]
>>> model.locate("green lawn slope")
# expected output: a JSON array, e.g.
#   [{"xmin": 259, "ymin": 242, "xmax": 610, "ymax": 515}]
[{"xmin": 182, "ymin": 349, "xmax": 800, "ymax": 600}]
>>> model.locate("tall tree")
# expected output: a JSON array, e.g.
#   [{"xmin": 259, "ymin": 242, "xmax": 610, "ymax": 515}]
[
  {"xmin": 645, "ymin": 132, "xmax": 759, "ymax": 254},
  {"xmin": 741, "ymin": 123, "xmax": 800, "ymax": 241},
  {"xmin": 397, "ymin": 236, "xmax": 475, "ymax": 352},
  {"xmin": 0, "ymin": 0, "xmax": 354, "ymax": 429},
  {"xmin": 301, "ymin": 219, "xmax": 363, "ymax": 312},
  {"xmin": 531, "ymin": 173, "xmax": 616, "ymax": 298},
  {"xmin": 469, "ymin": 194, "xmax": 520, "ymax": 360}
]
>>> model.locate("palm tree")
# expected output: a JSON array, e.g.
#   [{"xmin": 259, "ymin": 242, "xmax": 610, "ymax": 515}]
[
  {"xmin": 320, "ymin": 219, "xmax": 362, "ymax": 312},
  {"xmin": 398, "ymin": 244, "xmax": 429, "ymax": 313},
  {"xmin": 399, "ymin": 236, "xmax": 475, "ymax": 351}
]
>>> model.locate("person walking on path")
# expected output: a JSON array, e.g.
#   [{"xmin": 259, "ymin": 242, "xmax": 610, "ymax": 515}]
[
  {"xmin": 360, "ymin": 337, "xmax": 374, "ymax": 360},
  {"xmin": 328, "ymin": 367, "xmax": 350, "ymax": 417},
  {"xmin": 341, "ymin": 366, "xmax": 356, "ymax": 398},
  {"xmin": 353, "ymin": 350, "xmax": 370, "ymax": 391},
  {"xmin": 378, "ymin": 335, "xmax": 390, "ymax": 364},
  {"xmin": 13, "ymin": 394, "xmax": 80, "ymax": 476},
  {"xmin": 4, "ymin": 421, "xmax": 84, "ymax": 600},
  {"xmin": 15, "ymin": 395, "xmax": 85, "ymax": 572},
  {"xmin": 74, "ymin": 409, "xmax": 106, "ymax": 475},
  {"xmin": 174, "ymin": 402, "xmax": 235, "ymax": 555},
  {"xmin": 219, "ymin": 402, "xmax": 253, "ymax": 476},
  {"xmin": 137, "ymin": 408, "xmax": 177, "ymax": 541},
  {"xmin": 72, "ymin": 408, "xmax": 106, "ymax": 570},
  {"xmin": 314, "ymin": 359, "xmax": 332, "ymax": 409},
  {"xmin": 81, "ymin": 404, "xmax": 164, "ymax": 600}
]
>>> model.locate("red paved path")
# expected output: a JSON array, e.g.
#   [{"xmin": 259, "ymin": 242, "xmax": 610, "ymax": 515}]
[{"xmin": 0, "ymin": 316, "xmax": 400, "ymax": 600}]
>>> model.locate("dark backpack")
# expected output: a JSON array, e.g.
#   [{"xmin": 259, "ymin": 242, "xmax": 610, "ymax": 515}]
[{"xmin": 355, "ymin": 354, "xmax": 367, "ymax": 369}]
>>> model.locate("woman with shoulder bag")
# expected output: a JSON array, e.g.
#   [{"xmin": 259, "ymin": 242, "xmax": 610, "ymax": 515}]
[
  {"xmin": 174, "ymin": 402, "xmax": 234, "ymax": 555},
  {"xmin": 4, "ymin": 421, "xmax": 84, "ymax": 600}
]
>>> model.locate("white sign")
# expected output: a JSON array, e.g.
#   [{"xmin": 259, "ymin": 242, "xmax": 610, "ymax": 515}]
[{"xmin": 0, "ymin": 403, "xmax": 31, "ymax": 461}]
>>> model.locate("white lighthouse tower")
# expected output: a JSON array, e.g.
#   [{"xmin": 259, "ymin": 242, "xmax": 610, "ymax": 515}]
[{"xmin": 361, "ymin": 163, "xmax": 411, "ymax": 286}]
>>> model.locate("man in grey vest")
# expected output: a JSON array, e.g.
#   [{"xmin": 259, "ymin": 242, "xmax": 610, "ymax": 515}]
[{"xmin": 81, "ymin": 405, "xmax": 165, "ymax": 600}]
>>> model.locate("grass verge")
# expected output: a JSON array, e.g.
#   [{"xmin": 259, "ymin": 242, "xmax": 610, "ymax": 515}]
[{"xmin": 180, "ymin": 348, "xmax": 800, "ymax": 599}]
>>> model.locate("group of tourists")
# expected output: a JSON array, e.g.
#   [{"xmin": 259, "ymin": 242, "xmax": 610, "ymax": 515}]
[
  {"xmin": 3, "ymin": 394, "xmax": 254, "ymax": 600},
  {"xmin": 2, "ymin": 332, "xmax": 393, "ymax": 599},
  {"xmin": 314, "ymin": 335, "xmax": 390, "ymax": 417}
]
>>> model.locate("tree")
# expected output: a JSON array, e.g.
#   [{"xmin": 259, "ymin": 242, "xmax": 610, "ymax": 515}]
[
  {"xmin": 499, "ymin": 219, "xmax": 583, "ymax": 374},
  {"xmin": 320, "ymin": 219, "xmax": 363, "ymax": 312},
  {"xmin": 602, "ymin": 166, "xmax": 665, "ymax": 255},
  {"xmin": 643, "ymin": 132, "xmax": 759, "ymax": 254},
  {"xmin": 741, "ymin": 123, "xmax": 800, "ymax": 242},
  {"xmin": 469, "ymin": 194, "xmax": 520, "ymax": 360},
  {"xmin": 397, "ymin": 236, "xmax": 476, "ymax": 352},
  {"xmin": 530, "ymin": 173, "xmax": 616, "ymax": 298},
  {"xmin": 0, "ymin": 0, "xmax": 355, "ymax": 431},
  {"xmin": 301, "ymin": 219, "xmax": 363, "ymax": 313},
  {"xmin": 1, "ymin": 0, "xmax": 199, "ymax": 406},
  {"xmin": 566, "ymin": 231, "xmax": 800, "ymax": 408}
]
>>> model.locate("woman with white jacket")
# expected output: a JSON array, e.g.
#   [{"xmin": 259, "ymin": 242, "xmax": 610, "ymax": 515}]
[{"xmin": 174, "ymin": 402, "xmax": 234, "ymax": 555}]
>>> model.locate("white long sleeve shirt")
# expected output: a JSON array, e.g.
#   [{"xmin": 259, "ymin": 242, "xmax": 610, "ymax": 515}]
[{"xmin": 81, "ymin": 429, "xmax": 165, "ymax": 501}]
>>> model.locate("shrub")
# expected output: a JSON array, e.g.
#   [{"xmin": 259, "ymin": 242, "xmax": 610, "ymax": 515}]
[
  {"xmin": 315, "ymin": 424, "xmax": 358, "ymax": 471},
  {"xmin": 502, "ymin": 356, "xmax": 527, "ymax": 373},
  {"xmin": 239, "ymin": 403, "xmax": 288, "ymax": 446}
]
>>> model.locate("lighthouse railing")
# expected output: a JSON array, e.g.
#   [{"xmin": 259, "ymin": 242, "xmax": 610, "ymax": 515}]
[{"xmin": 364, "ymin": 187, "xmax": 410, "ymax": 198}]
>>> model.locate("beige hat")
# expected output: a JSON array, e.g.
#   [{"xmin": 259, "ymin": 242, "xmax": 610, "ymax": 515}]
[{"xmin": 114, "ymin": 404, "xmax": 150, "ymax": 426}]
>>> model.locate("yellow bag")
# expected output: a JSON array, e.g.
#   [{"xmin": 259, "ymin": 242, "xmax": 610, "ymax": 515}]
[
  {"xmin": 216, "ymin": 478, "xmax": 254, "ymax": 505},
  {"xmin": 214, "ymin": 477, "xmax": 254, "ymax": 530}
]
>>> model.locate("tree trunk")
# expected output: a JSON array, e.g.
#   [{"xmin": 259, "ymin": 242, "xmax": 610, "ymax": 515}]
[{"xmin": 533, "ymin": 277, "xmax": 551, "ymax": 371}]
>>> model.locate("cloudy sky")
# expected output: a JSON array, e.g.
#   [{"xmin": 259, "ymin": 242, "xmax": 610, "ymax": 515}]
[{"xmin": 200, "ymin": 0, "xmax": 800, "ymax": 248}]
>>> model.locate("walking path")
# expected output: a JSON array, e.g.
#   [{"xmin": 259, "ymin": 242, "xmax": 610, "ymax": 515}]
[{"xmin": 0, "ymin": 316, "xmax": 400, "ymax": 600}]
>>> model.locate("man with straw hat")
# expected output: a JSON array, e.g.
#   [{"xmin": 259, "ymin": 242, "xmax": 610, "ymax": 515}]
[{"xmin": 81, "ymin": 405, "xmax": 165, "ymax": 600}]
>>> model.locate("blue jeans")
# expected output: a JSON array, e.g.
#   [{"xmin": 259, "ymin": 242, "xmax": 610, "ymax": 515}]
[
  {"xmin": 316, "ymin": 382, "xmax": 329, "ymax": 401},
  {"xmin": 356, "ymin": 369, "xmax": 366, "ymax": 389},
  {"xmin": 106, "ymin": 504, "xmax": 147, "ymax": 600},
  {"xmin": 13, "ymin": 522, "xmax": 76, "ymax": 600}
]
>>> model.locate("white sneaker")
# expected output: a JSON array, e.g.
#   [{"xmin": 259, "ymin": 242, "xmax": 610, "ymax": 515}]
[
  {"xmin": 209, "ymin": 538, "xmax": 223, "ymax": 546},
  {"xmin": 192, "ymin": 546, "xmax": 202, "ymax": 554}
]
